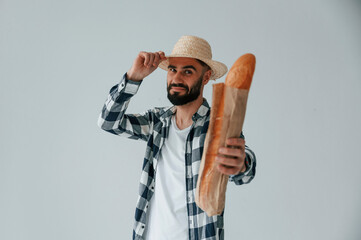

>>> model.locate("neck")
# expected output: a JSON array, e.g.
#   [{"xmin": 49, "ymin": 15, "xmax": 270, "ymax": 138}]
[{"xmin": 174, "ymin": 95, "xmax": 204, "ymax": 130}]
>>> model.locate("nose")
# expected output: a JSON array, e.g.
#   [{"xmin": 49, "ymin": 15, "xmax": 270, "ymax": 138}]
[
  {"xmin": 168, "ymin": 71, "xmax": 184, "ymax": 85},
  {"xmin": 172, "ymin": 71, "xmax": 183, "ymax": 83}
]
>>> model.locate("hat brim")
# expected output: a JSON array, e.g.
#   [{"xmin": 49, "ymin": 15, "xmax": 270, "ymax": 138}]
[{"xmin": 158, "ymin": 54, "xmax": 228, "ymax": 80}]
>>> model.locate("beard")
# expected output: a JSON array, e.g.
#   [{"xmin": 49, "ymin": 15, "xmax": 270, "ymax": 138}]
[{"xmin": 167, "ymin": 75, "xmax": 203, "ymax": 106}]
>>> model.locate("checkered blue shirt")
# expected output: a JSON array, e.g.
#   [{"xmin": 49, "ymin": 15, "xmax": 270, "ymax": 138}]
[{"xmin": 97, "ymin": 74, "xmax": 256, "ymax": 240}]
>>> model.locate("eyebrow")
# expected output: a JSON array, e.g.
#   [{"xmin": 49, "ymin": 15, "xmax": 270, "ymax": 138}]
[{"xmin": 168, "ymin": 65, "xmax": 197, "ymax": 72}]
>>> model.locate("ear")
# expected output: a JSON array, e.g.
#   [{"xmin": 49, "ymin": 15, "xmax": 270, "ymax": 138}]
[{"xmin": 202, "ymin": 69, "xmax": 212, "ymax": 85}]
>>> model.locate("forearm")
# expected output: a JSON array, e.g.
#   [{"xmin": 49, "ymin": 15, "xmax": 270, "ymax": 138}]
[{"xmin": 97, "ymin": 73, "xmax": 150, "ymax": 140}]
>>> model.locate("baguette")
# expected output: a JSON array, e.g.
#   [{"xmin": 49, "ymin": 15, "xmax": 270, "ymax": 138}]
[
  {"xmin": 195, "ymin": 53, "xmax": 256, "ymax": 216},
  {"xmin": 225, "ymin": 53, "xmax": 256, "ymax": 89}
]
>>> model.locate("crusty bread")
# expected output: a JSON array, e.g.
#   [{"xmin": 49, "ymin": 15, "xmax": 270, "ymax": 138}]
[
  {"xmin": 195, "ymin": 53, "xmax": 256, "ymax": 216},
  {"xmin": 196, "ymin": 83, "xmax": 227, "ymax": 215},
  {"xmin": 225, "ymin": 53, "xmax": 256, "ymax": 89}
]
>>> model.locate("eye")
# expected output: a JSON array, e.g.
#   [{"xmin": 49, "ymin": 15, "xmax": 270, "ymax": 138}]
[
  {"xmin": 168, "ymin": 68, "xmax": 176, "ymax": 73},
  {"xmin": 184, "ymin": 70, "xmax": 193, "ymax": 75}
]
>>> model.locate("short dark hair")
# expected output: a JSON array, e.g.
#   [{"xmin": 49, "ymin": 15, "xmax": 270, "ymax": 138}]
[{"xmin": 196, "ymin": 59, "xmax": 211, "ymax": 72}]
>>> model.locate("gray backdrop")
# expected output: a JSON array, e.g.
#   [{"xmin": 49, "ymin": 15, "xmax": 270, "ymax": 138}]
[{"xmin": 1, "ymin": 0, "xmax": 361, "ymax": 239}]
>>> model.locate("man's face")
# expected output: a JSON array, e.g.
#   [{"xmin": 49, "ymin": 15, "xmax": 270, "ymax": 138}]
[{"xmin": 166, "ymin": 57, "xmax": 211, "ymax": 106}]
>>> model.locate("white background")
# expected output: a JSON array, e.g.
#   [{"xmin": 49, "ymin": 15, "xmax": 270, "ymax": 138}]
[{"xmin": 1, "ymin": 0, "xmax": 361, "ymax": 239}]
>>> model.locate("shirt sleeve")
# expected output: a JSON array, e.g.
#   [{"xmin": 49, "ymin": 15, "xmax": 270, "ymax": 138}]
[
  {"xmin": 228, "ymin": 145, "xmax": 256, "ymax": 185},
  {"xmin": 97, "ymin": 73, "xmax": 154, "ymax": 142}
]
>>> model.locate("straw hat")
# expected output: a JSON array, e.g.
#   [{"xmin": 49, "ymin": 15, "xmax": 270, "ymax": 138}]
[{"xmin": 158, "ymin": 35, "xmax": 228, "ymax": 80}]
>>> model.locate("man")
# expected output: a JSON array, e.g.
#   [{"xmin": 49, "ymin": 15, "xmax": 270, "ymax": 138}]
[{"xmin": 98, "ymin": 35, "xmax": 256, "ymax": 240}]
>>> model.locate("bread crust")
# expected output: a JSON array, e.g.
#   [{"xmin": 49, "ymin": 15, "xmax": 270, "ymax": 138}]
[
  {"xmin": 225, "ymin": 53, "xmax": 256, "ymax": 89},
  {"xmin": 195, "ymin": 53, "xmax": 256, "ymax": 216}
]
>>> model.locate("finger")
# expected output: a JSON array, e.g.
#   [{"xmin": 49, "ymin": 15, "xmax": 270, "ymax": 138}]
[
  {"xmin": 217, "ymin": 164, "xmax": 241, "ymax": 176},
  {"xmin": 153, "ymin": 52, "xmax": 160, "ymax": 67},
  {"xmin": 158, "ymin": 51, "xmax": 167, "ymax": 60},
  {"xmin": 147, "ymin": 53, "xmax": 155, "ymax": 67},
  {"xmin": 216, "ymin": 155, "xmax": 241, "ymax": 167},
  {"xmin": 226, "ymin": 138, "xmax": 245, "ymax": 147},
  {"xmin": 218, "ymin": 147, "xmax": 243, "ymax": 158},
  {"xmin": 141, "ymin": 52, "xmax": 150, "ymax": 66}
]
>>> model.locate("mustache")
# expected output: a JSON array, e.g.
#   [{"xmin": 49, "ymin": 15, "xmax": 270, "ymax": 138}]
[{"xmin": 168, "ymin": 83, "xmax": 189, "ymax": 92}]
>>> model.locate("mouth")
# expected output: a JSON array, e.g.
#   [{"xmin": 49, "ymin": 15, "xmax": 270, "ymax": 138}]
[{"xmin": 171, "ymin": 86, "xmax": 187, "ymax": 92}]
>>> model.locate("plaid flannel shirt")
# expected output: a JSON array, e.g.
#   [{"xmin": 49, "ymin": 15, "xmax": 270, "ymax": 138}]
[{"xmin": 97, "ymin": 74, "xmax": 256, "ymax": 240}]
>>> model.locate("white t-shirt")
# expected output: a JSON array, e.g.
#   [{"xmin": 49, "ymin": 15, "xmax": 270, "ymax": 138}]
[{"xmin": 143, "ymin": 115, "xmax": 192, "ymax": 240}]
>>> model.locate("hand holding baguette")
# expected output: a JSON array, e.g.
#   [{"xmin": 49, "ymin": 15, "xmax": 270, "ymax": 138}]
[
  {"xmin": 216, "ymin": 137, "xmax": 247, "ymax": 175},
  {"xmin": 195, "ymin": 53, "xmax": 256, "ymax": 216}
]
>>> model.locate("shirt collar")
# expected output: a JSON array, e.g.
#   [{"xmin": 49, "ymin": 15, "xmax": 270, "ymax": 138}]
[
  {"xmin": 160, "ymin": 98, "xmax": 210, "ymax": 122},
  {"xmin": 192, "ymin": 98, "xmax": 210, "ymax": 121}
]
